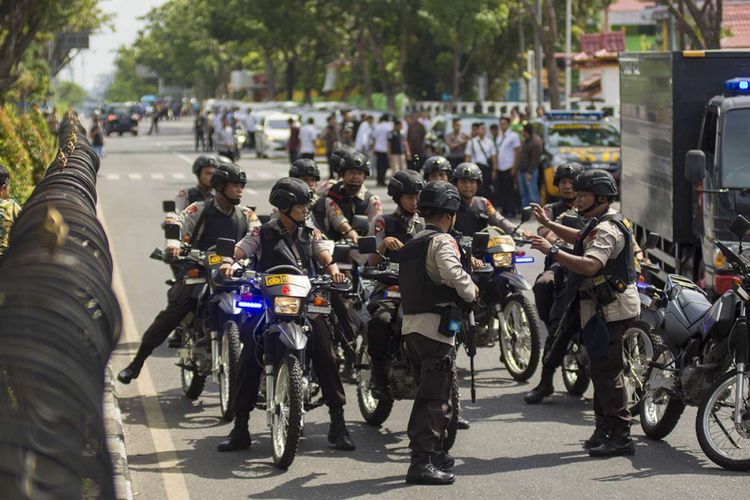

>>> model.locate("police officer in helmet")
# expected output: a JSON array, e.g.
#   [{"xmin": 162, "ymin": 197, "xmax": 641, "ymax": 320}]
[
  {"xmin": 174, "ymin": 154, "xmax": 222, "ymax": 212},
  {"xmin": 118, "ymin": 162, "xmax": 256, "ymax": 384},
  {"xmin": 289, "ymin": 157, "xmax": 320, "ymax": 191},
  {"xmin": 422, "ymin": 155, "xmax": 453, "ymax": 183},
  {"xmin": 530, "ymin": 169, "xmax": 640, "ymax": 457},
  {"xmin": 217, "ymin": 177, "xmax": 356, "ymax": 453},
  {"xmin": 399, "ymin": 181, "xmax": 479, "ymax": 484},
  {"xmin": 452, "ymin": 162, "xmax": 517, "ymax": 237},
  {"xmin": 367, "ymin": 170, "xmax": 425, "ymax": 395}
]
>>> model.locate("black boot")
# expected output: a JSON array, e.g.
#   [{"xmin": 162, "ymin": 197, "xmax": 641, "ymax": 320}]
[
  {"xmin": 588, "ymin": 427, "xmax": 635, "ymax": 457},
  {"xmin": 217, "ymin": 416, "xmax": 252, "ymax": 452},
  {"xmin": 431, "ymin": 451, "xmax": 455, "ymax": 472},
  {"xmin": 406, "ymin": 452, "xmax": 455, "ymax": 485},
  {"xmin": 327, "ymin": 407, "xmax": 355, "ymax": 451},
  {"xmin": 368, "ymin": 359, "xmax": 388, "ymax": 398},
  {"xmin": 582, "ymin": 419, "xmax": 609, "ymax": 450},
  {"xmin": 524, "ymin": 366, "xmax": 555, "ymax": 404},
  {"xmin": 167, "ymin": 331, "xmax": 181, "ymax": 348},
  {"xmin": 117, "ymin": 346, "xmax": 150, "ymax": 384},
  {"xmin": 457, "ymin": 416, "xmax": 470, "ymax": 430}
]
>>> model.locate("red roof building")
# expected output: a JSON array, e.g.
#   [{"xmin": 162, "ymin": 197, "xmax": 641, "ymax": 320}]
[{"xmin": 723, "ymin": 1, "xmax": 750, "ymax": 49}]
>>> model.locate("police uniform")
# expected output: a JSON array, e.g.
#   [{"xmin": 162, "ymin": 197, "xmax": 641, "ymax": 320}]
[
  {"xmin": 312, "ymin": 181, "xmax": 382, "ymax": 239},
  {"xmin": 174, "ymin": 184, "xmax": 212, "ymax": 212},
  {"xmin": 0, "ymin": 198, "xmax": 21, "ymax": 257},
  {"xmin": 399, "ymin": 226, "xmax": 477, "ymax": 462},
  {"xmin": 453, "ymin": 196, "xmax": 515, "ymax": 236},
  {"xmin": 367, "ymin": 208, "xmax": 425, "ymax": 371},
  {"xmin": 574, "ymin": 208, "xmax": 639, "ymax": 449}
]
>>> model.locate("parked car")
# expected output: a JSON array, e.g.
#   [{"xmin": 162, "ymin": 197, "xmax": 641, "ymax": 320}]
[
  {"xmin": 255, "ymin": 113, "xmax": 298, "ymax": 158},
  {"xmin": 104, "ymin": 102, "xmax": 140, "ymax": 136}
]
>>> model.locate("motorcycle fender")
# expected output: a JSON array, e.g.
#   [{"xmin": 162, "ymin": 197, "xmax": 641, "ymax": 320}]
[
  {"xmin": 500, "ymin": 271, "xmax": 532, "ymax": 291},
  {"xmin": 216, "ymin": 292, "xmax": 241, "ymax": 316},
  {"xmin": 271, "ymin": 322, "xmax": 308, "ymax": 351}
]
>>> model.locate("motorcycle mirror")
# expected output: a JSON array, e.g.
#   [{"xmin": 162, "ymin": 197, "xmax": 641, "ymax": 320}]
[
  {"xmin": 644, "ymin": 232, "xmax": 661, "ymax": 250},
  {"xmin": 332, "ymin": 244, "xmax": 351, "ymax": 263},
  {"xmin": 215, "ymin": 238, "xmax": 236, "ymax": 258},
  {"xmin": 357, "ymin": 236, "xmax": 377, "ymax": 254},
  {"xmin": 472, "ymin": 232, "xmax": 490, "ymax": 254},
  {"xmin": 163, "ymin": 223, "xmax": 181, "ymax": 240},
  {"xmin": 729, "ymin": 216, "xmax": 750, "ymax": 241},
  {"xmin": 520, "ymin": 206, "xmax": 532, "ymax": 224},
  {"xmin": 352, "ymin": 215, "xmax": 370, "ymax": 236},
  {"xmin": 162, "ymin": 200, "xmax": 176, "ymax": 213}
]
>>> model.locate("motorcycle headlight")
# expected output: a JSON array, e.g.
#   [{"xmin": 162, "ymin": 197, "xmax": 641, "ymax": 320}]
[
  {"xmin": 274, "ymin": 296, "xmax": 302, "ymax": 315},
  {"xmin": 492, "ymin": 252, "xmax": 513, "ymax": 268}
]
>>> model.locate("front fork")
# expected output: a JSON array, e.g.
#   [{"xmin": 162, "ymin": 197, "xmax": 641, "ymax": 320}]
[
  {"xmin": 211, "ymin": 331, "xmax": 221, "ymax": 383},
  {"xmin": 733, "ymin": 305, "xmax": 749, "ymax": 433}
]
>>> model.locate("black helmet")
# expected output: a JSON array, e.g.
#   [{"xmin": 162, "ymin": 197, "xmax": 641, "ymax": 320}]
[
  {"xmin": 192, "ymin": 154, "xmax": 218, "ymax": 176},
  {"xmin": 553, "ymin": 162, "xmax": 584, "ymax": 187},
  {"xmin": 269, "ymin": 177, "xmax": 312, "ymax": 210},
  {"xmin": 387, "ymin": 170, "xmax": 425, "ymax": 201},
  {"xmin": 574, "ymin": 169, "xmax": 618, "ymax": 197},
  {"xmin": 418, "ymin": 181, "xmax": 461, "ymax": 214},
  {"xmin": 453, "ymin": 162, "xmax": 483, "ymax": 184},
  {"xmin": 289, "ymin": 158, "xmax": 320, "ymax": 181},
  {"xmin": 422, "ymin": 156, "xmax": 452, "ymax": 180},
  {"xmin": 210, "ymin": 162, "xmax": 247, "ymax": 190},
  {"xmin": 340, "ymin": 150, "xmax": 370, "ymax": 175},
  {"xmin": 328, "ymin": 143, "xmax": 351, "ymax": 175}
]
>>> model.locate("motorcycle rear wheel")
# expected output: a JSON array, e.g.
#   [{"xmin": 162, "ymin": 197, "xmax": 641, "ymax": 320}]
[
  {"xmin": 219, "ymin": 321, "xmax": 242, "ymax": 421},
  {"xmin": 562, "ymin": 347, "xmax": 590, "ymax": 396},
  {"xmin": 639, "ymin": 341, "xmax": 684, "ymax": 440},
  {"xmin": 356, "ymin": 344, "xmax": 394, "ymax": 426},
  {"xmin": 499, "ymin": 294, "xmax": 541, "ymax": 381},
  {"xmin": 271, "ymin": 354, "xmax": 304, "ymax": 469}
]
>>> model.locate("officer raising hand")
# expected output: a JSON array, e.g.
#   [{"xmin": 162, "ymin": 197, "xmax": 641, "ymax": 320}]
[{"xmin": 399, "ymin": 181, "xmax": 478, "ymax": 485}]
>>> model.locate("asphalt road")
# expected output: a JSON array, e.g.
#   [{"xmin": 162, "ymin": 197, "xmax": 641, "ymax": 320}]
[{"xmin": 99, "ymin": 120, "xmax": 747, "ymax": 500}]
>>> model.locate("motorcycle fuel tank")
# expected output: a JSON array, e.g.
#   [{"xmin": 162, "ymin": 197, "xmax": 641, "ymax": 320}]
[{"xmin": 663, "ymin": 275, "xmax": 712, "ymax": 346}]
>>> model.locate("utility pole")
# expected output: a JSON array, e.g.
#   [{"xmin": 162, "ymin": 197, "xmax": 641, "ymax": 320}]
[
  {"xmin": 534, "ymin": 0, "xmax": 544, "ymax": 110},
  {"xmin": 565, "ymin": 0, "xmax": 572, "ymax": 110}
]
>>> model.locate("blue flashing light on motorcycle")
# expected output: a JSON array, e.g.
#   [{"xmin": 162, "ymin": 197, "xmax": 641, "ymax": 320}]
[
  {"xmin": 237, "ymin": 300, "xmax": 264, "ymax": 310},
  {"xmin": 513, "ymin": 255, "xmax": 535, "ymax": 264}
]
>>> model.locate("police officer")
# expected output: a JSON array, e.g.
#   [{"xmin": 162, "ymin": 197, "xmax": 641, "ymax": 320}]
[
  {"xmin": 313, "ymin": 149, "xmax": 382, "ymax": 242},
  {"xmin": 289, "ymin": 157, "xmax": 321, "ymax": 201},
  {"xmin": 367, "ymin": 170, "xmax": 425, "ymax": 395},
  {"xmin": 422, "ymin": 155, "xmax": 453, "ymax": 183},
  {"xmin": 217, "ymin": 177, "xmax": 356, "ymax": 452},
  {"xmin": 174, "ymin": 155, "xmax": 220, "ymax": 212},
  {"xmin": 118, "ymin": 162, "xmax": 256, "ymax": 384},
  {"xmin": 399, "ymin": 181, "xmax": 479, "ymax": 484},
  {"xmin": 525, "ymin": 162, "xmax": 583, "ymax": 403},
  {"xmin": 530, "ymin": 170, "xmax": 640, "ymax": 457},
  {"xmin": 452, "ymin": 162, "xmax": 516, "ymax": 236}
]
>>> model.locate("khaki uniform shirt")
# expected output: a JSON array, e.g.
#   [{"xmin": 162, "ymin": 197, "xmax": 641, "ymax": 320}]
[
  {"xmin": 369, "ymin": 208, "xmax": 424, "ymax": 249},
  {"xmin": 174, "ymin": 185, "xmax": 212, "ymax": 212},
  {"xmin": 579, "ymin": 208, "xmax": 641, "ymax": 327},
  {"xmin": 0, "ymin": 198, "xmax": 21, "ymax": 257},
  {"xmin": 323, "ymin": 184, "xmax": 382, "ymax": 237},
  {"xmin": 235, "ymin": 218, "xmax": 331, "ymax": 261},
  {"xmin": 464, "ymin": 196, "xmax": 516, "ymax": 235},
  {"xmin": 168, "ymin": 199, "xmax": 260, "ymax": 247},
  {"xmin": 402, "ymin": 231, "xmax": 478, "ymax": 346}
]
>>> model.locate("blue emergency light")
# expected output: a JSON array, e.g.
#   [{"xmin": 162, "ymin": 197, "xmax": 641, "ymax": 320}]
[
  {"xmin": 724, "ymin": 78, "xmax": 750, "ymax": 93},
  {"xmin": 237, "ymin": 300, "xmax": 264, "ymax": 310},
  {"xmin": 514, "ymin": 256, "xmax": 535, "ymax": 264}
]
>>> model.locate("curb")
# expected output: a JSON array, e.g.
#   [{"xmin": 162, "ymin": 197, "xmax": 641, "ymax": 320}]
[{"xmin": 104, "ymin": 365, "xmax": 134, "ymax": 500}]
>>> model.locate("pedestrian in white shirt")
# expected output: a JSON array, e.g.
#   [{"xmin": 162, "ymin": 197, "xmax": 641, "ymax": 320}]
[
  {"xmin": 464, "ymin": 122, "xmax": 497, "ymax": 198},
  {"xmin": 373, "ymin": 114, "xmax": 393, "ymax": 187},
  {"xmin": 213, "ymin": 115, "xmax": 237, "ymax": 161},
  {"xmin": 299, "ymin": 118, "xmax": 318, "ymax": 160},
  {"xmin": 494, "ymin": 116, "xmax": 522, "ymax": 216},
  {"xmin": 355, "ymin": 115, "xmax": 373, "ymax": 154}
]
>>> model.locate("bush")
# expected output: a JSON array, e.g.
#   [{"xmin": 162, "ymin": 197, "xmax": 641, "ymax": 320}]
[
  {"xmin": 14, "ymin": 113, "xmax": 52, "ymax": 183},
  {"xmin": 0, "ymin": 107, "xmax": 34, "ymax": 204}
]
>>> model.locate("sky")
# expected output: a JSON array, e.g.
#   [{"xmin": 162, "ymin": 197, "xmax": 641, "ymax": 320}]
[{"xmin": 68, "ymin": 0, "xmax": 167, "ymax": 91}]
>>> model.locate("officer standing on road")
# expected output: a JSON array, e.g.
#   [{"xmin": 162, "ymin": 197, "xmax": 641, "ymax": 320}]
[
  {"xmin": 399, "ymin": 181, "xmax": 479, "ymax": 485},
  {"xmin": 217, "ymin": 177, "xmax": 356, "ymax": 453},
  {"xmin": 525, "ymin": 162, "xmax": 583, "ymax": 404},
  {"xmin": 118, "ymin": 162, "xmax": 258, "ymax": 384},
  {"xmin": 452, "ymin": 162, "xmax": 516, "ymax": 237},
  {"xmin": 530, "ymin": 170, "xmax": 640, "ymax": 457},
  {"xmin": 422, "ymin": 155, "xmax": 453, "ymax": 183},
  {"xmin": 174, "ymin": 155, "xmax": 220, "ymax": 212}
]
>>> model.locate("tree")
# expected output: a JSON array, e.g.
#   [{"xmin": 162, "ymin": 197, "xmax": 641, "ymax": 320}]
[
  {"xmin": 106, "ymin": 47, "xmax": 157, "ymax": 102},
  {"xmin": 54, "ymin": 81, "xmax": 86, "ymax": 109},
  {"xmin": 659, "ymin": 0, "xmax": 723, "ymax": 49}
]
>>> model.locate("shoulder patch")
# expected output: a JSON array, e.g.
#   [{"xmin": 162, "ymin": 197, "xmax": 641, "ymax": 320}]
[
  {"xmin": 374, "ymin": 218, "xmax": 385, "ymax": 233},
  {"xmin": 585, "ymin": 229, "xmax": 598, "ymax": 240},
  {"xmin": 186, "ymin": 203, "xmax": 199, "ymax": 215},
  {"xmin": 484, "ymin": 198, "xmax": 496, "ymax": 215}
]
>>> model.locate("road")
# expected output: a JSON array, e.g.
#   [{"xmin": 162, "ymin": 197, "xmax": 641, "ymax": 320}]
[{"xmin": 99, "ymin": 120, "xmax": 745, "ymax": 500}]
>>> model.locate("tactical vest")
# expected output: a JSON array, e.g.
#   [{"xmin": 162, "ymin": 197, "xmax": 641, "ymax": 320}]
[
  {"xmin": 543, "ymin": 201, "xmax": 580, "ymax": 270},
  {"xmin": 193, "ymin": 200, "xmax": 249, "ymax": 251},
  {"xmin": 383, "ymin": 212, "xmax": 415, "ymax": 263},
  {"xmin": 257, "ymin": 220, "xmax": 315, "ymax": 275},
  {"xmin": 188, "ymin": 186, "xmax": 210, "ymax": 205},
  {"xmin": 318, "ymin": 182, "xmax": 373, "ymax": 239},
  {"xmin": 548, "ymin": 199, "xmax": 571, "ymax": 221},
  {"xmin": 454, "ymin": 199, "xmax": 488, "ymax": 236},
  {"xmin": 399, "ymin": 228, "xmax": 460, "ymax": 315}
]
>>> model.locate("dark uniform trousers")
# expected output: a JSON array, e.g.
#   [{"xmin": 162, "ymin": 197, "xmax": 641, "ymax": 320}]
[
  {"xmin": 405, "ymin": 333, "xmax": 455, "ymax": 455},
  {"xmin": 533, "ymin": 268, "xmax": 556, "ymax": 325},
  {"xmin": 232, "ymin": 315, "xmax": 347, "ymax": 421},
  {"xmin": 590, "ymin": 318, "xmax": 634, "ymax": 437},
  {"xmin": 139, "ymin": 282, "xmax": 197, "ymax": 354}
]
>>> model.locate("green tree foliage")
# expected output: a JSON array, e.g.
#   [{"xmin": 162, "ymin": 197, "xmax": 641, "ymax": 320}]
[
  {"xmin": 0, "ymin": 107, "xmax": 34, "ymax": 203},
  {"xmin": 106, "ymin": 47, "xmax": 158, "ymax": 102},
  {"xmin": 54, "ymin": 81, "xmax": 87, "ymax": 110}
]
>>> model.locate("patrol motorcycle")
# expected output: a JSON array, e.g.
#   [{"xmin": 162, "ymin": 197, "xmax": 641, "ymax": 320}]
[
  {"xmin": 639, "ymin": 216, "xmax": 750, "ymax": 471},
  {"xmin": 352, "ymin": 237, "xmax": 460, "ymax": 451},
  {"xmin": 216, "ymin": 239, "xmax": 352, "ymax": 469},
  {"xmin": 468, "ymin": 207, "xmax": 542, "ymax": 381},
  {"xmin": 150, "ymin": 222, "xmax": 243, "ymax": 421}
]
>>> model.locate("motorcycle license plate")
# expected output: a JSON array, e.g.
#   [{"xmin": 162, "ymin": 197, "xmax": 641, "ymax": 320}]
[
  {"xmin": 265, "ymin": 274, "xmax": 290, "ymax": 286},
  {"xmin": 384, "ymin": 290, "xmax": 401, "ymax": 299},
  {"xmin": 308, "ymin": 305, "xmax": 332, "ymax": 314}
]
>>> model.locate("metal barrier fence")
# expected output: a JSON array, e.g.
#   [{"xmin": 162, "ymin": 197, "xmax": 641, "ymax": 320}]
[{"xmin": 0, "ymin": 112, "xmax": 121, "ymax": 499}]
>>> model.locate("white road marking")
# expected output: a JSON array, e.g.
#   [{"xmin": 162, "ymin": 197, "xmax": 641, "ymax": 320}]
[
  {"xmin": 97, "ymin": 203, "xmax": 191, "ymax": 500},
  {"xmin": 171, "ymin": 173, "xmax": 186, "ymax": 180},
  {"xmin": 253, "ymin": 171, "xmax": 274, "ymax": 180},
  {"xmin": 150, "ymin": 173, "xmax": 165, "ymax": 180},
  {"xmin": 104, "ymin": 173, "xmax": 120, "ymax": 181},
  {"xmin": 128, "ymin": 173, "xmax": 143, "ymax": 180},
  {"xmin": 175, "ymin": 153, "xmax": 193, "ymax": 165}
]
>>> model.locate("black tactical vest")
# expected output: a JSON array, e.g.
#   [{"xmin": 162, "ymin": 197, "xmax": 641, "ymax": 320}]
[
  {"xmin": 548, "ymin": 199, "xmax": 571, "ymax": 221},
  {"xmin": 454, "ymin": 200, "xmax": 487, "ymax": 236},
  {"xmin": 320, "ymin": 182, "xmax": 373, "ymax": 239},
  {"xmin": 188, "ymin": 186, "xmax": 210, "ymax": 205},
  {"xmin": 257, "ymin": 220, "xmax": 315, "ymax": 275},
  {"xmin": 383, "ymin": 212, "xmax": 415, "ymax": 263},
  {"xmin": 399, "ymin": 228, "xmax": 461, "ymax": 315},
  {"xmin": 193, "ymin": 201, "xmax": 249, "ymax": 251}
]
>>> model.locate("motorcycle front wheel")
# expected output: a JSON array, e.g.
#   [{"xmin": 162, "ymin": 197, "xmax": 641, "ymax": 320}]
[
  {"xmin": 218, "ymin": 321, "xmax": 242, "ymax": 421},
  {"xmin": 355, "ymin": 344, "xmax": 394, "ymax": 426},
  {"xmin": 562, "ymin": 345, "xmax": 590, "ymax": 396},
  {"xmin": 639, "ymin": 342, "xmax": 684, "ymax": 440},
  {"xmin": 499, "ymin": 294, "xmax": 541, "ymax": 381},
  {"xmin": 271, "ymin": 354, "xmax": 304, "ymax": 469},
  {"xmin": 696, "ymin": 370, "xmax": 750, "ymax": 471},
  {"xmin": 622, "ymin": 322, "xmax": 657, "ymax": 415},
  {"xmin": 181, "ymin": 367, "xmax": 206, "ymax": 400}
]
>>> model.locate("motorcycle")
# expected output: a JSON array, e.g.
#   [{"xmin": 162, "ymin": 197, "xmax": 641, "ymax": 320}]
[
  {"xmin": 639, "ymin": 215, "xmax": 750, "ymax": 470},
  {"xmin": 216, "ymin": 238, "xmax": 353, "ymax": 469},
  {"xmin": 152, "ymin": 223, "xmax": 244, "ymax": 421},
  {"xmin": 466, "ymin": 207, "xmax": 543, "ymax": 381}
]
